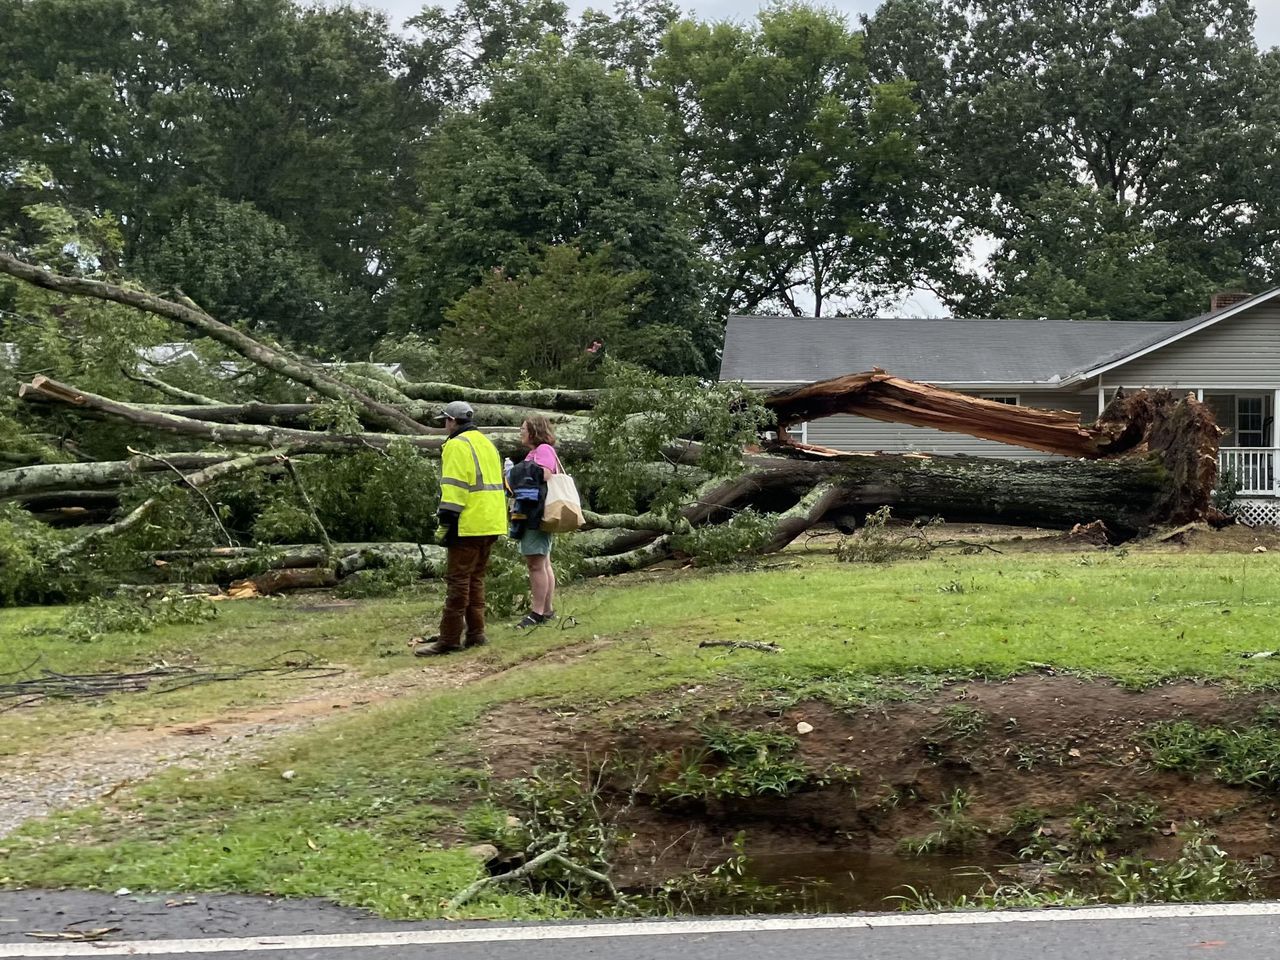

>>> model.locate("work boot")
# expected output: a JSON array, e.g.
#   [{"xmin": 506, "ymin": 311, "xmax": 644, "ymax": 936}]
[
  {"xmin": 413, "ymin": 637, "xmax": 462, "ymax": 657},
  {"xmin": 465, "ymin": 635, "xmax": 489, "ymax": 648}
]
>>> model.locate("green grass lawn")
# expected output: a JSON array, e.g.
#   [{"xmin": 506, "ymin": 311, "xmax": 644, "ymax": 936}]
[{"xmin": 5, "ymin": 548, "xmax": 1280, "ymax": 917}]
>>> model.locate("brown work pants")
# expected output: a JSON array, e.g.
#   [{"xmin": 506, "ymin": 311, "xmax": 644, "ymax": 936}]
[{"xmin": 438, "ymin": 535, "xmax": 497, "ymax": 649}]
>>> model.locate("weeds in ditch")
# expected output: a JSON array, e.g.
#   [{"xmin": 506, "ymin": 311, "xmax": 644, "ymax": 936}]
[
  {"xmin": 938, "ymin": 704, "xmax": 987, "ymax": 741},
  {"xmin": 1095, "ymin": 828, "xmax": 1260, "ymax": 903},
  {"xmin": 649, "ymin": 832, "xmax": 793, "ymax": 915},
  {"xmin": 894, "ymin": 826, "xmax": 1258, "ymax": 911},
  {"xmin": 659, "ymin": 726, "xmax": 812, "ymax": 802},
  {"xmin": 890, "ymin": 877, "xmax": 1095, "ymax": 911},
  {"xmin": 1016, "ymin": 796, "xmax": 1161, "ymax": 862},
  {"xmin": 1143, "ymin": 720, "xmax": 1280, "ymax": 791},
  {"xmin": 897, "ymin": 788, "xmax": 986, "ymax": 856}
]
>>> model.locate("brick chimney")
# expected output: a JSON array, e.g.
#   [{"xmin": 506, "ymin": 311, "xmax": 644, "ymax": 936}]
[{"xmin": 1210, "ymin": 290, "xmax": 1251, "ymax": 312}]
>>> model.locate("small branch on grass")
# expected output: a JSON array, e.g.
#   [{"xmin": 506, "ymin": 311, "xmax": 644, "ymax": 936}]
[
  {"xmin": 697, "ymin": 640, "xmax": 782, "ymax": 653},
  {"xmin": 932, "ymin": 539, "xmax": 1004, "ymax": 554},
  {"xmin": 446, "ymin": 836, "xmax": 568, "ymax": 910}
]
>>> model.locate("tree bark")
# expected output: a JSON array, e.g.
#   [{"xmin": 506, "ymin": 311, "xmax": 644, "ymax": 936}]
[
  {"xmin": 129, "ymin": 400, "xmax": 587, "ymax": 430},
  {"xmin": 740, "ymin": 452, "xmax": 1175, "ymax": 540},
  {"xmin": 399, "ymin": 381, "xmax": 598, "ymax": 411},
  {"xmin": 0, "ymin": 452, "xmax": 236, "ymax": 499}
]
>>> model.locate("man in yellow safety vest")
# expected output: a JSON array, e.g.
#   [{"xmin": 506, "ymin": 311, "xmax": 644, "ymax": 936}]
[{"xmin": 414, "ymin": 400, "xmax": 508, "ymax": 656}]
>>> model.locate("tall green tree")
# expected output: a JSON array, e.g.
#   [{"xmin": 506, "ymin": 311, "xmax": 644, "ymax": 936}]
[
  {"xmin": 654, "ymin": 4, "xmax": 953, "ymax": 317},
  {"xmin": 138, "ymin": 196, "xmax": 360, "ymax": 351},
  {"xmin": 574, "ymin": 0, "xmax": 682, "ymax": 88},
  {"xmin": 406, "ymin": 0, "xmax": 569, "ymax": 105},
  {"xmin": 392, "ymin": 45, "xmax": 712, "ymax": 373},
  {"xmin": 987, "ymin": 183, "xmax": 1221, "ymax": 322},
  {"xmin": 442, "ymin": 244, "xmax": 647, "ymax": 387},
  {"xmin": 863, "ymin": 0, "xmax": 1279, "ymax": 319},
  {"xmin": 0, "ymin": 0, "xmax": 429, "ymax": 345}
]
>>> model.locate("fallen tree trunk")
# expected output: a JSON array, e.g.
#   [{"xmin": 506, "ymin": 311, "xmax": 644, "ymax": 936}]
[
  {"xmin": 126, "ymin": 400, "xmax": 586, "ymax": 430},
  {"xmin": 0, "ymin": 452, "xmax": 237, "ymax": 499},
  {"xmin": 148, "ymin": 542, "xmax": 446, "ymax": 581},
  {"xmin": 750, "ymin": 452, "xmax": 1175, "ymax": 538},
  {"xmin": 398, "ymin": 381, "xmax": 597, "ymax": 411}
]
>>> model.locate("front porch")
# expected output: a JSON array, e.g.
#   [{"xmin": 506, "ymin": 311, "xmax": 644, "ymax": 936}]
[{"xmin": 1219, "ymin": 448, "xmax": 1280, "ymax": 525}]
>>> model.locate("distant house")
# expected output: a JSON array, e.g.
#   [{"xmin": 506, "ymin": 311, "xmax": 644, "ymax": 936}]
[{"xmin": 720, "ymin": 291, "xmax": 1280, "ymax": 522}]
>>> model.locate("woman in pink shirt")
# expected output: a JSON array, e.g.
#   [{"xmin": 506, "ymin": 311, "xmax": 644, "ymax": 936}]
[{"xmin": 515, "ymin": 415, "xmax": 560, "ymax": 628}]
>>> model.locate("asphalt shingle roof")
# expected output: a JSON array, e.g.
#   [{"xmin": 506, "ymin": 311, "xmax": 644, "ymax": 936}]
[{"xmin": 719, "ymin": 316, "xmax": 1186, "ymax": 385}]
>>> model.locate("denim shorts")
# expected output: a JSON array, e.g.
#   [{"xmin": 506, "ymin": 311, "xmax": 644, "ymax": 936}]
[{"xmin": 519, "ymin": 528, "xmax": 553, "ymax": 556}]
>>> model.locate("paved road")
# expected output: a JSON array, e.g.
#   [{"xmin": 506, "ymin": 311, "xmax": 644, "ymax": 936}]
[{"xmin": 2, "ymin": 891, "xmax": 1278, "ymax": 959}]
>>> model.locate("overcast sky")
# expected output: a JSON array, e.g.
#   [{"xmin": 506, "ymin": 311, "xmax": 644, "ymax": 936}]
[{"xmin": 369, "ymin": 0, "xmax": 1280, "ymax": 48}]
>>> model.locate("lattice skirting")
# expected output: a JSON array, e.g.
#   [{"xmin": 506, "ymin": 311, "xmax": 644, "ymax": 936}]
[{"xmin": 1233, "ymin": 498, "xmax": 1280, "ymax": 526}]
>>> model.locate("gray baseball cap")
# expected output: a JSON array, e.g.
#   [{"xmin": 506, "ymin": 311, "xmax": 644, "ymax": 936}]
[{"xmin": 436, "ymin": 400, "xmax": 475, "ymax": 424}]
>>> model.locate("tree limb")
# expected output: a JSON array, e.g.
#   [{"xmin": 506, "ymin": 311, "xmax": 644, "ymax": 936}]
[
  {"xmin": 0, "ymin": 251, "xmax": 429, "ymax": 435},
  {"xmin": 121, "ymin": 366, "xmax": 223, "ymax": 405},
  {"xmin": 55, "ymin": 452, "xmax": 282, "ymax": 560},
  {"xmin": 282, "ymin": 456, "xmax": 334, "ymax": 555}
]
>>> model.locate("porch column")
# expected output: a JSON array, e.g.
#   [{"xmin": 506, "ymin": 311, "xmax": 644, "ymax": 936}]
[
  {"xmin": 1196, "ymin": 389, "xmax": 1204, "ymax": 402},
  {"xmin": 1274, "ymin": 390, "xmax": 1280, "ymax": 494},
  {"xmin": 1097, "ymin": 381, "xmax": 1105, "ymax": 417}
]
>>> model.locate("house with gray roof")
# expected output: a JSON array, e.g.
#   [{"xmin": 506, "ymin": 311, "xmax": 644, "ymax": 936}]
[{"xmin": 720, "ymin": 290, "xmax": 1280, "ymax": 522}]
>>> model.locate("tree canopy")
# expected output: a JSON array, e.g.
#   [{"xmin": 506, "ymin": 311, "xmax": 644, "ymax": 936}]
[{"xmin": 2, "ymin": 0, "xmax": 1279, "ymax": 378}]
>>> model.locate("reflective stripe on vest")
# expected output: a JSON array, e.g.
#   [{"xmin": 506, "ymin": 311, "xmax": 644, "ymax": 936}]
[{"xmin": 448, "ymin": 436, "xmax": 504, "ymax": 492}]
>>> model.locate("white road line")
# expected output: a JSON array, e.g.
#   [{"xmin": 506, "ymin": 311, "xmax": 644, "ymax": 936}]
[{"xmin": 4, "ymin": 902, "xmax": 1280, "ymax": 957}]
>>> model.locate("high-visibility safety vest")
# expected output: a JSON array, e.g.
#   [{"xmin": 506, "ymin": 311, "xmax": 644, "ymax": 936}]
[{"xmin": 438, "ymin": 427, "xmax": 508, "ymax": 537}]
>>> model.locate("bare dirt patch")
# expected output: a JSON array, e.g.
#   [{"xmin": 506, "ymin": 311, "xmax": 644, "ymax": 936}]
[{"xmin": 468, "ymin": 675, "xmax": 1280, "ymax": 885}]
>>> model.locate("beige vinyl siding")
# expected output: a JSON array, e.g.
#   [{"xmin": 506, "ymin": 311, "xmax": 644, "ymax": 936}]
[
  {"xmin": 804, "ymin": 389, "xmax": 1089, "ymax": 458},
  {"xmin": 1101, "ymin": 304, "xmax": 1280, "ymax": 389}
]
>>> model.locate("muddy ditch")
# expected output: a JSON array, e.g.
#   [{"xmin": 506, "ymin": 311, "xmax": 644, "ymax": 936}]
[{"xmin": 461, "ymin": 675, "xmax": 1280, "ymax": 912}]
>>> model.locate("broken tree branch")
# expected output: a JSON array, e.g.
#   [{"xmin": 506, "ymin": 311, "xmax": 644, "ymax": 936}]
[
  {"xmin": 121, "ymin": 366, "xmax": 223, "ymax": 405},
  {"xmin": 127, "ymin": 447, "xmax": 235, "ymax": 546},
  {"xmin": 0, "ymin": 251, "xmax": 429, "ymax": 435},
  {"xmin": 0, "ymin": 452, "xmax": 238, "ymax": 499},
  {"xmin": 282, "ymin": 456, "xmax": 334, "ymax": 555},
  {"xmin": 55, "ymin": 451, "xmax": 283, "ymax": 560}
]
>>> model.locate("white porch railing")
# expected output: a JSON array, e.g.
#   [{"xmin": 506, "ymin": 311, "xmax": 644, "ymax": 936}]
[{"xmin": 1219, "ymin": 447, "xmax": 1279, "ymax": 496}]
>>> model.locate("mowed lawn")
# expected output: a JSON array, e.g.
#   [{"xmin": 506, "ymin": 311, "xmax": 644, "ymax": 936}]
[{"xmin": 3, "ymin": 549, "xmax": 1280, "ymax": 916}]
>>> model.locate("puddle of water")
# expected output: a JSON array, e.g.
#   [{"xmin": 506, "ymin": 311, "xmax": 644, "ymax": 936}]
[
  {"xmin": 676, "ymin": 850, "xmax": 1280, "ymax": 915},
  {"xmin": 676, "ymin": 850, "xmax": 1003, "ymax": 915}
]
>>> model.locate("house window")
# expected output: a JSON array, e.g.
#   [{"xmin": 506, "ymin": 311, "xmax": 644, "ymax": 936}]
[
  {"xmin": 785, "ymin": 422, "xmax": 808, "ymax": 444},
  {"xmin": 1237, "ymin": 396, "xmax": 1268, "ymax": 447},
  {"xmin": 979, "ymin": 394, "xmax": 1020, "ymax": 405}
]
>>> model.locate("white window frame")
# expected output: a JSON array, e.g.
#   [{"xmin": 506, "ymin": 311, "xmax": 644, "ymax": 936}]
[
  {"xmin": 785, "ymin": 421, "xmax": 808, "ymax": 443},
  {"xmin": 978, "ymin": 394, "xmax": 1021, "ymax": 405},
  {"xmin": 1236, "ymin": 394, "xmax": 1270, "ymax": 448}
]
